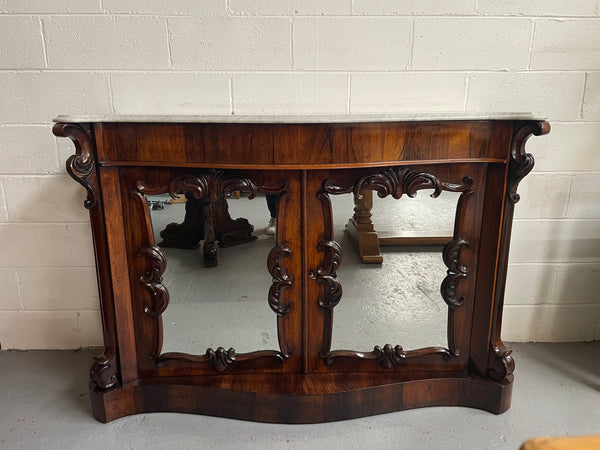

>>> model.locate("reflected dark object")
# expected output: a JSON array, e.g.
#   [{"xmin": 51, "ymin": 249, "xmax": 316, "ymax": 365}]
[
  {"xmin": 147, "ymin": 199, "xmax": 167, "ymax": 210},
  {"xmin": 266, "ymin": 193, "xmax": 279, "ymax": 219},
  {"xmin": 158, "ymin": 192, "xmax": 257, "ymax": 267}
]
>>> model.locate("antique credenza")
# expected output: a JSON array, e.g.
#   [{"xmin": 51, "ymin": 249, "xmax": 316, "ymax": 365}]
[{"xmin": 54, "ymin": 114, "xmax": 549, "ymax": 423}]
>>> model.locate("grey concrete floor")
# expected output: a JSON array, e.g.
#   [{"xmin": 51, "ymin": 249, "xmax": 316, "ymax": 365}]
[{"xmin": 0, "ymin": 342, "xmax": 599, "ymax": 449}]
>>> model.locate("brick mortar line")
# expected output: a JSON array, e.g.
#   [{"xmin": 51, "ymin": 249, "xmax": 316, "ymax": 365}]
[
  {"xmin": 580, "ymin": 72, "xmax": 590, "ymax": 120},
  {"xmin": 527, "ymin": 20, "xmax": 536, "ymax": 69},
  {"xmin": 407, "ymin": 18, "xmax": 415, "ymax": 70},
  {"xmin": 0, "ymin": 179, "xmax": 9, "ymax": 221},
  {"xmin": 38, "ymin": 17, "xmax": 49, "ymax": 68}
]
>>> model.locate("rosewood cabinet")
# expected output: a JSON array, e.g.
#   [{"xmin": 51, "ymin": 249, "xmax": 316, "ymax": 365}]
[{"xmin": 54, "ymin": 114, "xmax": 549, "ymax": 423}]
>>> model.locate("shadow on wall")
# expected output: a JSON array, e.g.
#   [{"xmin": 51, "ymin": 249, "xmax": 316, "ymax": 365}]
[
  {"xmin": 0, "ymin": 168, "xmax": 101, "ymax": 349},
  {"xmin": 506, "ymin": 219, "xmax": 600, "ymax": 343}
]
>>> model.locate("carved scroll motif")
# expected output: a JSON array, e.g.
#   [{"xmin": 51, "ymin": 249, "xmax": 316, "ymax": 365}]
[
  {"xmin": 267, "ymin": 244, "xmax": 293, "ymax": 315},
  {"xmin": 488, "ymin": 343, "xmax": 515, "ymax": 382},
  {"xmin": 206, "ymin": 347, "xmax": 236, "ymax": 372},
  {"xmin": 351, "ymin": 167, "xmax": 473, "ymax": 200},
  {"xmin": 137, "ymin": 170, "xmax": 265, "ymax": 203},
  {"xmin": 53, "ymin": 122, "xmax": 98, "ymax": 209},
  {"xmin": 373, "ymin": 344, "xmax": 405, "ymax": 368},
  {"xmin": 315, "ymin": 238, "xmax": 343, "ymax": 310},
  {"xmin": 323, "ymin": 345, "xmax": 452, "ymax": 367},
  {"xmin": 158, "ymin": 348, "xmax": 287, "ymax": 372},
  {"xmin": 441, "ymin": 238, "xmax": 470, "ymax": 309},
  {"xmin": 90, "ymin": 349, "xmax": 118, "ymax": 389},
  {"xmin": 138, "ymin": 245, "xmax": 170, "ymax": 316},
  {"xmin": 313, "ymin": 189, "xmax": 343, "ymax": 311},
  {"xmin": 508, "ymin": 121, "xmax": 550, "ymax": 204}
]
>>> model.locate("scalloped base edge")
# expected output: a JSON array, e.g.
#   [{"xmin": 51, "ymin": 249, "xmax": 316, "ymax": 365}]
[{"xmin": 90, "ymin": 376, "xmax": 512, "ymax": 423}]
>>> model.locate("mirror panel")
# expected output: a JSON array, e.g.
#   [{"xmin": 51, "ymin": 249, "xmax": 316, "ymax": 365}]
[
  {"xmin": 330, "ymin": 190, "xmax": 461, "ymax": 352},
  {"xmin": 146, "ymin": 193, "xmax": 280, "ymax": 355}
]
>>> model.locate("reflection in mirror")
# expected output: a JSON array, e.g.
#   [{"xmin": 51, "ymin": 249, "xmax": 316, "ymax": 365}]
[
  {"xmin": 146, "ymin": 193, "xmax": 279, "ymax": 355},
  {"xmin": 331, "ymin": 191, "xmax": 461, "ymax": 352}
]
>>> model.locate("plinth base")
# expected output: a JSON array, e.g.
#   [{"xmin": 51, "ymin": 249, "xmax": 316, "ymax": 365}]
[{"xmin": 91, "ymin": 373, "xmax": 512, "ymax": 423}]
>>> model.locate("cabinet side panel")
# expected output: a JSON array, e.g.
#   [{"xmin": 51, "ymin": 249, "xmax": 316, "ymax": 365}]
[{"xmin": 97, "ymin": 166, "xmax": 139, "ymax": 385}]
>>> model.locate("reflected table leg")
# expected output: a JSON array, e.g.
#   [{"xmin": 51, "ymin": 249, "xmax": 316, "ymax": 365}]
[
  {"xmin": 346, "ymin": 190, "xmax": 453, "ymax": 264},
  {"xmin": 158, "ymin": 192, "xmax": 257, "ymax": 267}
]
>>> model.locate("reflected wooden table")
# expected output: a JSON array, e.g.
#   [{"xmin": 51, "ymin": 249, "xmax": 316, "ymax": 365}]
[
  {"xmin": 347, "ymin": 189, "xmax": 454, "ymax": 264},
  {"xmin": 157, "ymin": 193, "xmax": 256, "ymax": 267},
  {"xmin": 54, "ymin": 114, "xmax": 549, "ymax": 423}
]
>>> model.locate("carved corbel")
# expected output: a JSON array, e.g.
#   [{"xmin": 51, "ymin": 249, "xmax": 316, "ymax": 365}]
[
  {"xmin": 488, "ymin": 344, "xmax": 515, "ymax": 382},
  {"xmin": 508, "ymin": 121, "xmax": 550, "ymax": 204},
  {"xmin": 53, "ymin": 122, "xmax": 98, "ymax": 209},
  {"xmin": 90, "ymin": 349, "xmax": 118, "ymax": 389}
]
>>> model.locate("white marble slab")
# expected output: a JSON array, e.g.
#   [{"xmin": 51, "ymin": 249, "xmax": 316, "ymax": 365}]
[{"xmin": 53, "ymin": 112, "xmax": 545, "ymax": 124}]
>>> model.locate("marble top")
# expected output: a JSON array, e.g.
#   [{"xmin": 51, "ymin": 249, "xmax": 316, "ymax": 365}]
[{"xmin": 53, "ymin": 113, "xmax": 544, "ymax": 124}]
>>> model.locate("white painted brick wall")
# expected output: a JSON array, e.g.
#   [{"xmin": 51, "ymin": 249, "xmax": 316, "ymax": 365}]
[
  {"xmin": 526, "ymin": 123, "xmax": 600, "ymax": 172},
  {"xmin": 169, "ymin": 17, "xmax": 292, "ymax": 70},
  {"xmin": 350, "ymin": 72, "xmax": 467, "ymax": 113},
  {"xmin": 293, "ymin": 18, "xmax": 412, "ymax": 70},
  {"xmin": 233, "ymin": 73, "xmax": 348, "ymax": 113},
  {"xmin": 354, "ymin": 0, "xmax": 476, "ymax": 16},
  {"xmin": 230, "ymin": 0, "xmax": 351, "ymax": 16},
  {"xmin": 412, "ymin": 18, "xmax": 533, "ymax": 70},
  {"xmin": 475, "ymin": 0, "xmax": 599, "ymax": 17},
  {"xmin": 0, "ymin": 73, "xmax": 111, "ymax": 123},
  {"xmin": 111, "ymin": 73, "xmax": 231, "ymax": 115},
  {"xmin": 530, "ymin": 20, "xmax": 600, "ymax": 70},
  {"xmin": 0, "ymin": 16, "xmax": 45, "ymax": 69},
  {"xmin": 19, "ymin": 268, "xmax": 99, "ymax": 311},
  {"xmin": 0, "ymin": 126, "xmax": 61, "ymax": 174},
  {"xmin": 0, "ymin": 269, "xmax": 21, "ymax": 310},
  {"xmin": 4, "ymin": 176, "xmax": 88, "ymax": 223},
  {"xmin": 0, "ymin": 1, "xmax": 103, "ymax": 14},
  {"xmin": 44, "ymin": 16, "xmax": 171, "ymax": 70},
  {"xmin": 102, "ymin": 0, "xmax": 227, "ymax": 16},
  {"xmin": 466, "ymin": 72, "xmax": 586, "ymax": 121},
  {"xmin": 0, "ymin": 1, "xmax": 598, "ymax": 349}
]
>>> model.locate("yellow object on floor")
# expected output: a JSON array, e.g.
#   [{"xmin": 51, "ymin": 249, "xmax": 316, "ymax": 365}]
[{"xmin": 521, "ymin": 435, "xmax": 600, "ymax": 450}]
